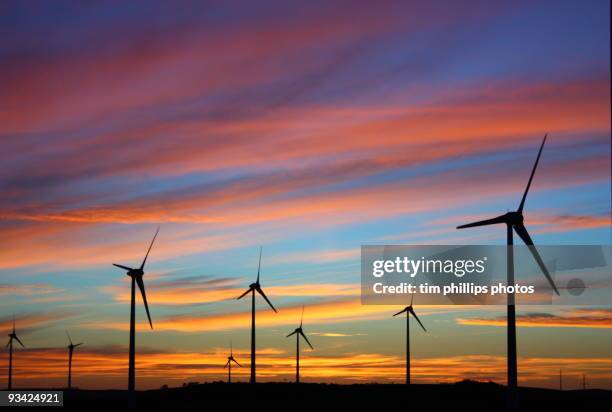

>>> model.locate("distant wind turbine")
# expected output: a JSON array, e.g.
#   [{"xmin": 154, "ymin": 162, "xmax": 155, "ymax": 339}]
[
  {"xmin": 393, "ymin": 294, "xmax": 426, "ymax": 385},
  {"xmin": 224, "ymin": 341, "xmax": 242, "ymax": 383},
  {"xmin": 286, "ymin": 307, "xmax": 313, "ymax": 384},
  {"xmin": 5, "ymin": 317, "xmax": 24, "ymax": 390},
  {"xmin": 66, "ymin": 331, "xmax": 83, "ymax": 390},
  {"xmin": 112, "ymin": 227, "xmax": 159, "ymax": 392},
  {"xmin": 456, "ymin": 135, "xmax": 560, "ymax": 411},
  {"xmin": 237, "ymin": 247, "xmax": 277, "ymax": 384}
]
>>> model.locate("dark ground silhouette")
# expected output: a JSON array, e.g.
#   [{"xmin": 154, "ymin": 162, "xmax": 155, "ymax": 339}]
[{"xmin": 60, "ymin": 381, "xmax": 612, "ymax": 411}]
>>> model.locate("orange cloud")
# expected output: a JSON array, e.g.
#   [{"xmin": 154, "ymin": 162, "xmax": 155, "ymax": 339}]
[
  {"xmin": 4, "ymin": 346, "xmax": 612, "ymax": 390},
  {"xmin": 105, "ymin": 281, "xmax": 360, "ymax": 306},
  {"xmin": 0, "ymin": 312, "xmax": 72, "ymax": 336},
  {"xmin": 457, "ymin": 308, "xmax": 612, "ymax": 329},
  {"xmin": 85, "ymin": 299, "xmax": 400, "ymax": 332}
]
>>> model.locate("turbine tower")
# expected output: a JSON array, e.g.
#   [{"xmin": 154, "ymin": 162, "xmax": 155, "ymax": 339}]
[
  {"xmin": 224, "ymin": 341, "xmax": 242, "ymax": 383},
  {"xmin": 237, "ymin": 247, "xmax": 277, "ymax": 384},
  {"xmin": 66, "ymin": 331, "xmax": 83, "ymax": 390},
  {"xmin": 393, "ymin": 294, "xmax": 426, "ymax": 385},
  {"xmin": 5, "ymin": 317, "xmax": 25, "ymax": 390},
  {"xmin": 456, "ymin": 135, "xmax": 560, "ymax": 411},
  {"xmin": 286, "ymin": 307, "xmax": 314, "ymax": 384},
  {"xmin": 112, "ymin": 227, "xmax": 159, "ymax": 392}
]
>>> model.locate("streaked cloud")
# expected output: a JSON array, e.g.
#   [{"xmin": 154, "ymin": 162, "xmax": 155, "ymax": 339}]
[
  {"xmin": 5, "ymin": 346, "xmax": 611, "ymax": 389},
  {"xmin": 103, "ymin": 279, "xmax": 360, "ymax": 306},
  {"xmin": 457, "ymin": 308, "xmax": 612, "ymax": 329}
]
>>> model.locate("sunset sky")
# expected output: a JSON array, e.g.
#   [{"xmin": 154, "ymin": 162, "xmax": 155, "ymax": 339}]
[{"xmin": 0, "ymin": 0, "xmax": 610, "ymax": 390}]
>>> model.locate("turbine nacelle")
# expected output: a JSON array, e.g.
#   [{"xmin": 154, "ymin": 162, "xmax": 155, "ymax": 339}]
[
  {"xmin": 286, "ymin": 309, "xmax": 314, "ymax": 350},
  {"xmin": 505, "ymin": 211, "xmax": 524, "ymax": 226},
  {"xmin": 128, "ymin": 268, "xmax": 144, "ymax": 278},
  {"xmin": 393, "ymin": 300, "xmax": 427, "ymax": 332},
  {"xmin": 237, "ymin": 248, "xmax": 277, "ymax": 312},
  {"xmin": 112, "ymin": 227, "xmax": 159, "ymax": 330},
  {"xmin": 456, "ymin": 136, "xmax": 559, "ymax": 296}
]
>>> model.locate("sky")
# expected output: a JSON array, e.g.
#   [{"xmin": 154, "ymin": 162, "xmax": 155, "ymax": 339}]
[{"xmin": 0, "ymin": 0, "xmax": 610, "ymax": 390}]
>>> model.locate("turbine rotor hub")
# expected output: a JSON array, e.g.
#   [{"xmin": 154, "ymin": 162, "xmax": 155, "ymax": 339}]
[
  {"xmin": 128, "ymin": 269, "xmax": 144, "ymax": 277},
  {"xmin": 505, "ymin": 211, "xmax": 524, "ymax": 226}
]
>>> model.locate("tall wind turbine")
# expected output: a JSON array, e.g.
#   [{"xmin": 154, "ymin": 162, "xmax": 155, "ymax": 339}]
[
  {"xmin": 237, "ymin": 247, "xmax": 277, "ymax": 384},
  {"xmin": 66, "ymin": 331, "xmax": 83, "ymax": 390},
  {"xmin": 112, "ymin": 227, "xmax": 159, "ymax": 392},
  {"xmin": 456, "ymin": 135, "xmax": 560, "ymax": 410},
  {"xmin": 5, "ymin": 317, "xmax": 25, "ymax": 390},
  {"xmin": 393, "ymin": 294, "xmax": 426, "ymax": 385},
  {"xmin": 286, "ymin": 307, "xmax": 313, "ymax": 384},
  {"xmin": 224, "ymin": 341, "xmax": 242, "ymax": 384}
]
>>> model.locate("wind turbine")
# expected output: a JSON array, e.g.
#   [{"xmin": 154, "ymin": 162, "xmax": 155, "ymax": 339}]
[
  {"xmin": 112, "ymin": 227, "xmax": 159, "ymax": 392},
  {"xmin": 286, "ymin": 307, "xmax": 313, "ymax": 384},
  {"xmin": 5, "ymin": 317, "xmax": 25, "ymax": 390},
  {"xmin": 456, "ymin": 135, "xmax": 560, "ymax": 411},
  {"xmin": 393, "ymin": 294, "xmax": 426, "ymax": 385},
  {"xmin": 224, "ymin": 341, "xmax": 242, "ymax": 383},
  {"xmin": 66, "ymin": 331, "xmax": 83, "ymax": 390},
  {"xmin": 237, "ymin": 247, "xmax": 277, "ymax": 384}
]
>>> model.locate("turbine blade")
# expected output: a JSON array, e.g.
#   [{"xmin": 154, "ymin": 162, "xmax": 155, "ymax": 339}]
[
  {"xmin": 256, "ymin": 286, "xmax": 277, "ymax": 313},
  {"xmin": 136, "ymin": 276, "xmax": 154, "ymax": 328},
  {"xmin": 232, "ymin": 358, "xmax": 242, "ymax": 367},
  {"xmin": 300, "ymin": 305, "xmax": 304, "ymax": 328},
  {"xmin": 66, "ymin": 330, "xmax": 73, "ymax": 345},
  {"xmin": 75, "ymin": 343, "xmax": 84, "ymax": 347},
  {"xmin": 286, "ymin": 330, "xmax": 298, "ymax": 338},
  {"xmin": 518, "ymin": 134, "xmax": 547, "ymax": 213},
  {"xmin": 410, "ymin": 308, "xmax": 427, "ymax": 332},
  {"xmin": 5, "ymin": 339, "xmax": 10, "ymax": 348},
  {"xmin": 14, "ymin": 335, "xmax": 25, "ymax": 347},
  {"xmin": 300, "ymin": 331, "xmax": 314, "ymax": 350},
  {"xmin": 224, "ymin": 360, "xmax": 230, "ymax": 369},
  {"xmin": 392, "ymin": 307, "xmax": 408, "ymax": 317},
  {"xmin": 113, "ymin": 263, "xmax": 133, "ymax": 271},
  {"xmin": 237, "ymin": 287, "xmax": 253, "ymax": 300},
  {"xmin": 410, "ymin": 293, "xmax": 414, "ymax": 307},
  {"xmin": 457, "ymin": 215, "xmax": 507, "ymax": 229},
  {"xmin": 140, "ymin": 227, "xmax": 160, "ymax": 270},
  {"xmin": 256, "ymin": 247, "xmax": 262, "ymax": 283},
  {"xmin": 513, "ymin": 224, "xmax": 560, "ymax": 295}
]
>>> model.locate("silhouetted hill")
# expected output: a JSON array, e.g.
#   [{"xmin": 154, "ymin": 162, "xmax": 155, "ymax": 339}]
[{"xmin": 61, "ymin": 381, "xmax": 611, "ymax": 411}]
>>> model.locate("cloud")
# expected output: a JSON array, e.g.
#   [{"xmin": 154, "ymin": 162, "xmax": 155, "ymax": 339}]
[
  {"xmin": 5, "ymin": 346, "xmax": 612, "ymax": 389},
  {"xmin": 0, "ymin": 283, "xmax": 63, "ymax": 296},
  {"xmin": 310, "ymin": 332, "xmax": 367, "ymax": 337},
  {"xmin": 457, "ymin": 308, "xmax": 612, "ymax": 329},
  {"xmin": 84, "ymin": 299, "xmax": 398, "ymax": 332},
  {"xmin": 0, "ymin": 312, "xmax": 73, "ymax": 336},
  {"xmin": 102, "ymin": 278, "xmax": 360, "ymax": 306}
]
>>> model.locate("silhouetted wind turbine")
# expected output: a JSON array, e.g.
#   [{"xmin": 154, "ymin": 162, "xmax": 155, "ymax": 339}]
[
  {"xmin": 6, "ymin": 317, "xmax": 24, "ymax": 390},
  {"xmin": 393, "ymin": 294, "xmax": 426, "ymax": 385},
  {"xmin": 224, "ymin": 341, "xmax": 242, "ymax": 384},
  {"xmin": 286, "ymin": 307, "xmax": 313, "ymax": 384},
  {"xmin": 112, "ymin": 227, "xmax": 159, "ymax": 392},
  {"xmin": 456, "ymin": 135, "xmax": 559, "ymax": 411},
  {"xmin": 237, "ymin": 247, "xmax": 277, "ymax": 384},
  {"xmin": 66, "ymin": 331, "xmax": 83, "ymax": 390}
]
